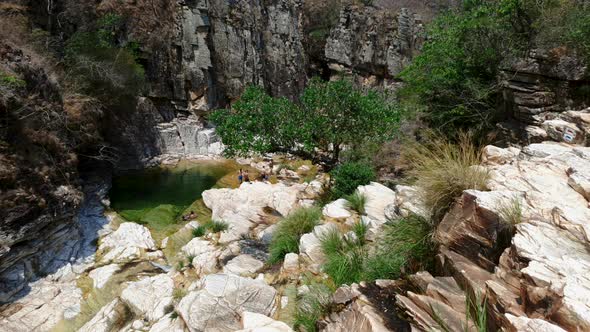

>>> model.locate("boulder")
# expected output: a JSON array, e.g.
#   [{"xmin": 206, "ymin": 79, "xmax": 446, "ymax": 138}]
[
  {"xmin": 357, "ymin": 182, "xmax": 396, "ymax": 224},
  {"xmin": 121, "ymin": 274, "xmax": 174, "ymax": 322},
  {"xmin": 149, "ymin": 314, "xmax": 189, "ymax": 332},
  {"xmin": 322, "ymin": 199, "xmax": 352, "ymax": 219},
  {"xmin": 281, "ymin": 253, "xmax": 300, "ymax": 275},
  {"xmin": 299, "ymin": 223, "xmax": 339, "ymax": 264},
  {"xmin": 236, "ymin": 312, "xmax": 293, "ymax": 332},
  {"xmin": 88, "ymin": 264, "xmax": 120, "ymax": 289},
  {"xmin": 222, "ymin": 255, "xmax": 264, "ymax": 276},
  {"xmin": 99, "ymin": 223, "xmax": 157, "ymax": 263},
  {"xmin": 177, "ymin": 274, "xmax": 277, "ymax": 331},
  {"xmin": 182, "ymin": 238, "xmax": 221, "ymax": 275},
  {"xmin": 79, "ymin": 298, "xmax": 128, "ymax": 332}
]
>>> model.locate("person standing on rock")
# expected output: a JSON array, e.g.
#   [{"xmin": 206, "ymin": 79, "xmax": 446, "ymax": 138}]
[
  {"xmin": 238, "ymin": 169, "xmax": 244, "ymax": 185},
  {"xmin": 244, "ymin": 170, "xmax": 251, "ymax": 183}
]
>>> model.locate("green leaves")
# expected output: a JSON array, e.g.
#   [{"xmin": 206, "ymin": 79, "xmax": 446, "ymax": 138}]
[{"xmin": 211, "ymin": 79, "xmax": 400, "ymax": 163}]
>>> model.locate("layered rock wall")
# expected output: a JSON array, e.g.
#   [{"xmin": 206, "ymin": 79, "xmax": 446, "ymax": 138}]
[
  {"xmin": 324, "ymin": 5, "xmax": 424, "ymax": 88},
  {"xmin": 498, "ymin": 50, "xmax": 590, "ymax": 146}
]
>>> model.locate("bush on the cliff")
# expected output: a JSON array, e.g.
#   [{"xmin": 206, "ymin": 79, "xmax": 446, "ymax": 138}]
[
  {"xmin": 268, "ymin": 206, "xmax": 322, "ymax": 264},
  {"xmin": 330, "ymin": 161, "xmax": 376, "ymax": 199},
  {"xmin": 64, "ymin": 13, "xmax": 145, "ymax": 104},
  {"xmin": 404, "ymin": 132, "xmax": 489, "ymax": 222},
  {"xmin": 211, "ymin": 78, "xmax": 400, "ymax": 164}
]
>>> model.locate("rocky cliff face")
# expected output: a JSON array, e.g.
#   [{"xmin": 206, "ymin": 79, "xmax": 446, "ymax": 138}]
[
  {"xmin": 112, "ymin": 0, "xmax": 308, "ymax": 168},
  {"xmin": 324, "ymin": 5, "xmax": 424, "ymax": 88},
  {"xmin": 498, "ymin": 49, "xmax": 590, "ymax": 146}
]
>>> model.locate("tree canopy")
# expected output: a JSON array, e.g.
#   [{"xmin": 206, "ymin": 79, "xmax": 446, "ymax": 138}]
[{"xmin": 210, "ymin": 78, "xmax": 400, "ymax": 163}]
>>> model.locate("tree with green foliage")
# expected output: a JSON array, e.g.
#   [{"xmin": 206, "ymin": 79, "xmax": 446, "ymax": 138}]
[
  {"xmin": 210, "ymin": 78, "xmax": 400, "ymax": 164},
  {"xmin": 400, "ymin": 0, "xmax": 590, "ymax": 135}
]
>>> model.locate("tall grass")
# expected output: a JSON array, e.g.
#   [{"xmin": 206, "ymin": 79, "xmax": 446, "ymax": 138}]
[
  {"xmin": 320, "ymin": 215, "xmax": 435, "ymax": 286},
  {"xmin": 498, "ymin": 196, "xmax": 523, "ymax": 229},
  {"xmin": 344, "ymin": 192, "xmax": 367, "ymax": 215},
  {"xmin": 268, "ymin": 207, "xmax": 322, "ymax": 264},
  {"xmin": 293, "ymin": 282, "xmax": 334, "ymax": 332},
  {"xmin": 404, "ymin": 132, "xmax": 489, "ymax": 222}
]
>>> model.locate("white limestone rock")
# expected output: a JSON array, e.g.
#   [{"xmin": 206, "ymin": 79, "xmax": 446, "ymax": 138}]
[
  {"xmin": 222, "ymin": 255, "xmax": 264, "ymax": 276},
  {"xmin": 149, "ymin": 314, "xmax": 188, "ymax": 332},
  {"xmin": 99, "ymin": 222, "xmax": 157, "ymax": 264},
  {"xmin": 78, "ymin": 298, "xmax": 127, "ymax": 332},
  {"xmin": 357, "ymin": 182, "xmax": 397, "ymax": 224},
  {"xmin": 299, "ymin": 223, "xmax": 339, "ymax": 264},
  {"xmin": 121, "ymin": 274, "xmax": 174, "ymax": 322},
  {"xmin": 177, "ymin": 274, "xmax": 277, "ymax": 331},
  {"xmin": 282, "ymin": 253, "xmax": 300, "ymax": 275},
  {"xmin": 506, "ymin": 314, "xmax": 567, "ymax": 332},
  {"xmin": 322, "ymin": 198, "xmax": 352, "ymax": 219},
  {"xmin": 88, "ymin": 264, "xmax": 120, "ymax": 289},
  {"xmin": 236, "ymin": 311, "xmax": 293, "ymax": 332}
]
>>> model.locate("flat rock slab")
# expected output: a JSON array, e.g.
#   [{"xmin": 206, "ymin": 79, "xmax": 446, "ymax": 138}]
[
  {"xmin": 121, "ymin": 274, "xmax": 174, "ymax": 322},
  {"xmin": 322, "ymin": 199, "xmax": 352, "ymax": 219},
  {"xmin": 222, "ymin": 254, "xmax": 264, "ymax": 276},
  {"xmin": 357, "ymin": 182, "xmax": 396, "ymax": 224},
  {"xmin": 178, "ymin": 274, "xmax": 277, "ymax": 332}
]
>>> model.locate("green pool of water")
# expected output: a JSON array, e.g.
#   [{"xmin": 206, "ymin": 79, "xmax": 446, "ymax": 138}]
[{"xmin": 109, "ymin": 161, "xmax": 231, "ymax": 233}]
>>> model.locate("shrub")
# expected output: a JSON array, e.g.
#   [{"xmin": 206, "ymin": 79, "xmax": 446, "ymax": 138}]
[
  {"xmin": 268, "ymin": 207, "xmax": 322, "ymax": 264},
  {"xmin": 0, "ymin": 72, "xmax": 26, "ymax": 89},
  {"xmin": 330, "ymin": 162, "xmax": 376, "ymax": 199},
  {"xmin": 293, "ymin": 282, "xmax": 334, "ymax": 332},
  {"xmin": 344, "ymin": 192, "xmax": 367, "ymax": 215},
  {"xmin": 404, "ymin": 133, "xmax": 489, "ymax": 221}
]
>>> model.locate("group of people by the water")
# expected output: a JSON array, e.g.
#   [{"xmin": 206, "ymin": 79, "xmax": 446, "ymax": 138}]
[
  {"xmin": 182, "ymin": 211, "xmax": 197, "ymax": 221},
  {"xmin": 238, "ymin": 168, "xmax": 270, "ymax": 184}
]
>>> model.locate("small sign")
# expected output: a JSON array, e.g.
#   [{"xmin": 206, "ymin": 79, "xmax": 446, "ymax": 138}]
[{"xmin": 563, "ymin": 127, "xmax": 576, "ymax": 143}]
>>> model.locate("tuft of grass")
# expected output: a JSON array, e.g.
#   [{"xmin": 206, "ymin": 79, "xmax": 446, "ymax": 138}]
[
  {"xmin": 366, "ymin": 215, "xmax": 434, "ymax": 280},
  {"xmin": 268, "ymin": 207, "xmax": 322, "ymax": 264},
  {"xmin": 192, "ymin": 225, "xmax": 207, "ymax": 238},
  {"xmin": 293, "ymin": 282, "xmax": 334, "ymax": 332},
  {"xmin": 320, "ymin": 214, "xmax": 435, "ymax": 286},
  {"xmin": 186, "ymin": 255, "xmax": 195, "ymax": 268},
  {"xmin": 498, "ymin": 196, "xmax": 523, "ymax": 229},
  {"xmin": 206, "ymin": 220, "xmax": 229, "ymax": 233},
  {"xmin": 344, "ymin": 192, "xmax": 367, "ymax": 215},
  {"xmin": 404, "ymin": 132, "xmax": 489, "ymax": 222},
  {"xmin": 172, "ymin": 288, "xmax": 187, "ymax": 301},
  {"xmin": 320, "ymin": 229, "xmax": 366, "ymax": 285},
  {"xmin": 177, "ymin": 260, "xmax": 185, "ymax": 271},
  {"xmin": 170, "ymin": 311, "xmax": 179, "ymax": 319},
  {"xmin": 351, "ymin": 221, "xmax": 368, "ymax": 245},
  {"xmin": 468, "ymin": 293, "xmax": 488, "ymax": 332}
]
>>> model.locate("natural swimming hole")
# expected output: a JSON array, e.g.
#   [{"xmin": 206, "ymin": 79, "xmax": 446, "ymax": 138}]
[{"xmin": 108, "ymin": 160, "xmax": 236, "ymax": 235}]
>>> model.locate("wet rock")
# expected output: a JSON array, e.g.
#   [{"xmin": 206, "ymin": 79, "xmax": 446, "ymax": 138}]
[
  {"xmin": 177, "ymin": 274, "xmax": 277, "ymax": 331},
  {"xmin": 121, "ymin": 274, "xmax": 175, "ymax": 322}
]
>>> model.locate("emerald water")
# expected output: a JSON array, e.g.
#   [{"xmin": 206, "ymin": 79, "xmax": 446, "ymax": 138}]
[{"xmin": 109, "ymin": 161, "xmax": 232, "ymax": 233}]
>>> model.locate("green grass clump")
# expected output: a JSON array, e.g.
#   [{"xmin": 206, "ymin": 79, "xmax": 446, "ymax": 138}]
[
  {"xmin": 405, "ymin": 133, "xmax": 489, "ymax": 222},
  {"xmin": 268, "ymin": 207, "xmax": 322, "ymax": 264},
  {"xmin": 205, "ymin": 220, "xmax": 229, "ymax": 233},
  {"xmin": 330, "ymin": 162, "xmax": 376, "ymax": 199},
  {"xmin": 365, "ymin": 215, "xmax": 434, "ymax": 281},
  {"xmin": 344, "ymin": 192, "xmax": 367, "ymax": 215},
  {"xmin": 320, "ymin": 214, "xmax": 435, "ymax": 286},
  {"xmin": 293, "ymin": 282, "xmax": 334, "ymax": 332},
  {"xmin": 192, "ymin": 225, "xmax": 207, "ymax": 238}
]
